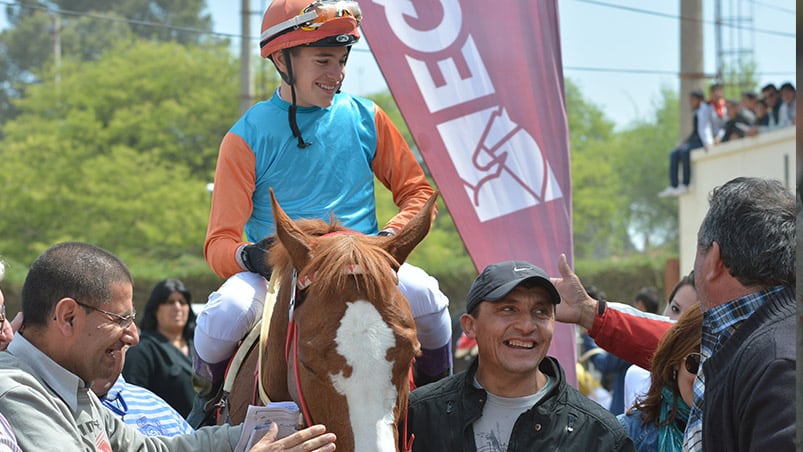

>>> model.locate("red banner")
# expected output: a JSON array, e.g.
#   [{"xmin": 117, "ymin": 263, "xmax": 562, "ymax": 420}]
[{"xmin": 360, "ymin": 0, "xmax": 576, "ymax": 382}]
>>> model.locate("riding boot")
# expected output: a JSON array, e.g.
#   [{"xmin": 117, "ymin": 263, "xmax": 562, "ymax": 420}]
[{"xmin": 186, "ymin": 354, "xmax": 229, "ymax": 429}]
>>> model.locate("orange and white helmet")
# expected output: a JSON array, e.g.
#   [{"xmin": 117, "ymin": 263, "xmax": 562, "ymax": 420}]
[{"xmin": 259, "ymin": 0, "xmax": 362, "ymax": 59}]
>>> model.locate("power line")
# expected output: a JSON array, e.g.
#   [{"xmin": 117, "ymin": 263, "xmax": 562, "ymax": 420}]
[
  {"xmin": 563, "ymin": 65, "xmax": 794, "ymax": 77},
  {"xmin": 0, "ymin": 0, "xmax": 789, "ymax": 71},
  {"xmin": 0, "ymin": 0, "xmax": 241, "ymax": 39},
  {"xmin": 565, "ymin": 66, "xmax": 678, "ymax": 75},
  {"xmin": 748, "ymin": 0, "xmax": 796, "ymax": 15},
  {"xmin": 0, "ymin": 0, "xmax": 372, "ymax": 53},
  {"xmin": 573, "ymin": 0, "xmax": 795, "ymax": 39}
]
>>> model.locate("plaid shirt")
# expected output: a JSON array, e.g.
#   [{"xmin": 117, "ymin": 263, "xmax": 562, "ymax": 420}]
[{"xmin": 682, "ymin": 285, "xmax": 787, "ymax": 451}]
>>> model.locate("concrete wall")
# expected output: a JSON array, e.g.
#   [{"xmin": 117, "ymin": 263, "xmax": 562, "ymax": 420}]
[{"xmin": 677, "ymin": 126, "xmax": 796, "ymax": 274}]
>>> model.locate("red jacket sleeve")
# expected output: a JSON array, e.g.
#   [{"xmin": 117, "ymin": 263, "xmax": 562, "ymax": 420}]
[{"xmin": 588, "ymin": 307, "xmax": 673, "ymax": 370}]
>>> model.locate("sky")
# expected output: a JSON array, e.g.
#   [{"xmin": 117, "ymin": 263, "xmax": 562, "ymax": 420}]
[
  {"xmin": 204, "ymin": 0, "xmax": 796, "ymax": 130},
  {"xmin": 0, "ymin": 1, "xmax": 795, "ymax": 129}
]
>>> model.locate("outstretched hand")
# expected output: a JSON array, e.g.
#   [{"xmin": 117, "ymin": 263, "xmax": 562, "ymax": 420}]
[
  {"xmin": 250, "ymin": 423, "xmax": 336, "ymax": 452},
  {"xmin": 551, "ymin": 254, "xmax": 598, "ymax": 330}
]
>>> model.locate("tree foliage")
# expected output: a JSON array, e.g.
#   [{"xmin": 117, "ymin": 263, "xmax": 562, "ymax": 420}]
[
  {"xmin": 609, "ymin": 87, "xmax": 680, "ymax": 252},
  {"xmin": 0, "ymin": 0, "xmax": 217, "ymax": 127},
  {"xmin": 0, "ymin": 9, "xmax": 682, "ymax": 306},
  {"xmin": 563, "ymin": 79, "xmax": 626, "ymax": 259},
  {"xmin": 0, "ymin": 39, "xmax": 239, "ymax": 264}
]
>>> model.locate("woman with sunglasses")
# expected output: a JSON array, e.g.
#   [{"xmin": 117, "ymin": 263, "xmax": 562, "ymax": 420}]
[
  {"xmin": 617, "ymin": 305, "xmax": 702, "ymax": 451},
  {"xmin": 193, "ymin": 0, "xmax": 452, "ymax": 427}
]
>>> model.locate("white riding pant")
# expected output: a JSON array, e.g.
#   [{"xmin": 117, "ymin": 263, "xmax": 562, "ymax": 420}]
[{"xmin": 194, "ymin": 263, "xmax": 452, "ymax": 364}]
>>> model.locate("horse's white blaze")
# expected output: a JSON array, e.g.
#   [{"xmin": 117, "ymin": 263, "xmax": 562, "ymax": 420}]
[{"xmin": 331, "ymin": 300, "xmax": 397, "ymax": 452}]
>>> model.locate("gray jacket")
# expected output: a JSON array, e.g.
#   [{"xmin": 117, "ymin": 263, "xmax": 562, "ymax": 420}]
[{"xmin": 0, "ymin": 333, "xmax": 241, "ymax": 451}]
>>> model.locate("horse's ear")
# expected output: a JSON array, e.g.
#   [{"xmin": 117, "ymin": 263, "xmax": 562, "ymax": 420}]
[
  {"xmin": 271, "ymin": 188, "xmax": 313, "ymax": 269},
  {"xmin": 384, "ymin": 192, "xmax": 439, "ymax": 265}
]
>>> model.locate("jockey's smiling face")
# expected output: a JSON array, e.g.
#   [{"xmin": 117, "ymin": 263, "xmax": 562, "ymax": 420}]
[{"xmin": 275, "ymin": 46, "xmax": 349, "ymax": 109}]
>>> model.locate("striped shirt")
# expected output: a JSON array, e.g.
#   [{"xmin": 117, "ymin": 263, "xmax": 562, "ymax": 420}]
[
  {"xmin": 99, "ymin": 375, "xmax": 194, "ymax": 437},
  {"xmin": 0, "ymin": 413, "xmax": 21, "ymax": 452},
  {"xmin": 682, "ymin": 285, "xmax": 783, "ymax": 451}
]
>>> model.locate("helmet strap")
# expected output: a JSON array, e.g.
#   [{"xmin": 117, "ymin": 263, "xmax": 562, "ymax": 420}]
[{"xmin": 282, "ymin": 49, "xmax": 311, "ymax": 149}]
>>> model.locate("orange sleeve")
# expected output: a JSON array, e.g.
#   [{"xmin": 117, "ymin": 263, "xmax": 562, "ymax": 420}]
[
  {"xmin": 370, "ymin": 104, "xmax": 437, "ymax": 232},
  {"xmin": 204, "ymin": 132, "xmax": 256, "ymax": 278}
]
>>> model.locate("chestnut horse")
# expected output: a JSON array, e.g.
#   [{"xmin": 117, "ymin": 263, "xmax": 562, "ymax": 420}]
[{"xmin": 223, "ymin": 191, "xmax": 438, "ymax": 452}]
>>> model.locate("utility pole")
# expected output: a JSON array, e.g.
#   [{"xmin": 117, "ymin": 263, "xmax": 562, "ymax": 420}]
[
  {"xmin": 50, "ymin": 13, "xmax": 61, "ymax": 86},
  {"xmin": 678, "ymin": 0, "xmax": 705, "ymax": 141},
  {"xmin": 240, "ymin": 0, "xmax": 255, "ymax": 115}
]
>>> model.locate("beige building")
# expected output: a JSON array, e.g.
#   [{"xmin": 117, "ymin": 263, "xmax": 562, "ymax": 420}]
[{"xmin": 676, "ymin": 126, "xmax": 796, "ymax": 275}]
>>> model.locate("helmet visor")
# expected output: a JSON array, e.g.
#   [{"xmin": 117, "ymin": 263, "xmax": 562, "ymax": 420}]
[{"xmin": 261, "ymin": 1, "xmax": 362, "ymax": 48}]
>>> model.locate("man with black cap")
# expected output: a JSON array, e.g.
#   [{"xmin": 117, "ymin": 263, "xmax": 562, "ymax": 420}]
[{"xmin": 407, "ymin": 260, "xmax": 634, "ymax": 452}]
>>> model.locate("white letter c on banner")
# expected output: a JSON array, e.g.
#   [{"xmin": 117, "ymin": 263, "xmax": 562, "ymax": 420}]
[{"xmin": 370, "ymin": 0, "xmax": 461, "ymax": 53}]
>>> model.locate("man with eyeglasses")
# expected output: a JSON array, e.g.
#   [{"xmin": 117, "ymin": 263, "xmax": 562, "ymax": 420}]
[
  {"xmin": 195, "ymin": 0, "xmax": 452, "ymax": 427},
  {"xmin": 0, "ymin": 242, "xmax": 337, "ymax": 451},
  {"xmin": 553, "ymin": 177, "xmax": 795, "ymax": 451}
]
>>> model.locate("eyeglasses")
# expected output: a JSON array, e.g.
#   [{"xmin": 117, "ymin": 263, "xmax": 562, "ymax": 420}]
[
  {"xmin": 684, "ymin": 352, "xmax": 702, "ymax": 374},
  {"xmin": 74, "ymin": 300, "xmax": 136, "ymax": 329},
  {"xmin": 0, "ymin": 304, "xmax": 5, "ymax": 324},
  {"xmin": 260, "ymin": 1, "xmax": 362, "ymax": 46}
]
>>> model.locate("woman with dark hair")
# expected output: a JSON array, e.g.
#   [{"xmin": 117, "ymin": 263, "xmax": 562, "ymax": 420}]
[
  {"xmin": 123, "ymin": 279, "xmax": 197, "ymax": 417},
  {"xmin": 618, "ymin": 305, "xmax": 702, "ymax": 451}
]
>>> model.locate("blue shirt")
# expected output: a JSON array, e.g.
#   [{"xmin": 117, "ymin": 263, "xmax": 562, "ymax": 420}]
[
  {"xmin": 232, "ymin": 90, "xmax": 381, "ymax": 241},
  {"xmin": 100, "ymin": 375, "xmax": 194, "ymax": 437}
]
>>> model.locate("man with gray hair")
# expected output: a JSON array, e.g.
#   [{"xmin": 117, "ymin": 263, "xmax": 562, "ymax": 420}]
[{"xmin": 553, "ymin": 176, "xmax": 795, "ymax": 451}]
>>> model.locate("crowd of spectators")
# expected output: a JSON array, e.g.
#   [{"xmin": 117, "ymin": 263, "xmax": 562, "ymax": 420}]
[
  {"xmin": 659, "ymin": 81, "xmax": 794, "ymax": 198},
  {"xmin": 727, "ymin": 82, "xmax": 796, "ymax": 141}
]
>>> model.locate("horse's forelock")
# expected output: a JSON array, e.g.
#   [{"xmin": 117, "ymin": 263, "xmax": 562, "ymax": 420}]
[
  {"xmin": 268, "ymin": 218, "xmax": 350, "ymax": 277},
  {"xmin": 309, "ymin": 235, "xmax": 400, "ymax": 304}
]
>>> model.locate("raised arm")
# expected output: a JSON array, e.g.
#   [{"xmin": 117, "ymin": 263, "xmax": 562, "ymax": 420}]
[{"xmin": 552, "ymin": 254, "xmax": 672, "ymax": 370}]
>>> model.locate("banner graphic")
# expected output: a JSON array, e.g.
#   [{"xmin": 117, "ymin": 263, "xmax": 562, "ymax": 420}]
[{"xmin": 361, "ymin": 0, "xmax": 576, "ymax": 382}]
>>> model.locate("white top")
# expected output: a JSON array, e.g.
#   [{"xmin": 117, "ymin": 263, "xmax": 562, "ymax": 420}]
[{"xmin": 623, "ymin": 364, "xmax": 652, "ymax": 411}]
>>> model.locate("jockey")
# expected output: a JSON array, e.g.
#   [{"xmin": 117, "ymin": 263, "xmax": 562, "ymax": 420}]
[{"xmin": 190, "ymin": 0, "xmax": 452, "ymax": 427}]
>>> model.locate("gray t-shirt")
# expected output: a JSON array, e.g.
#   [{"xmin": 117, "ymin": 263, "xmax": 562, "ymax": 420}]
[{"xmin": 472, "ymin": 375, "xmax": 554, "ymax": 451}]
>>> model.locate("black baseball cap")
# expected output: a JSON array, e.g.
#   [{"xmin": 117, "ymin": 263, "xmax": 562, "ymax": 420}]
[{"xmin": 466, "ymin": 260, "xmax": 560, "ymax": 314}]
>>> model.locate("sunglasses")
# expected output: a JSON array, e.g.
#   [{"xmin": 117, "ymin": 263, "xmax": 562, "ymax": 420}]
[
  {"xmin": 685, "ymin": 352, "xmax": 702, "ymax": 374},
  {"xmin": 75, "ymin": 299, "xmax": 136, "ymax": 329},
  {"xmin": 261, "ymin": 0, "xmax": 362, "ymax": 47}
]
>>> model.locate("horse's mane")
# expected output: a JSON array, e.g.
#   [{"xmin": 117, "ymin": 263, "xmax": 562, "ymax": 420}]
[{"xmin": 268, "ymin": 218, "xmax": 401, "ymax": 303}]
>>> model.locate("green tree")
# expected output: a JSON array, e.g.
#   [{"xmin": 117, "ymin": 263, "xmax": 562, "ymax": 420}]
[
  {"xmin": 563, "ymin": 79, "xmax": 626, "ymax": 259},
  {"xmin": 0, "ymin": 0, "xmax": 217, "ymax": 126},
  {"xmin": 610, "ymin": 87, "xmax": 680, "ymax": 252},
  {"xmin": 0, "ymin": 39, "xmax": 239, "ymax": 265}
]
